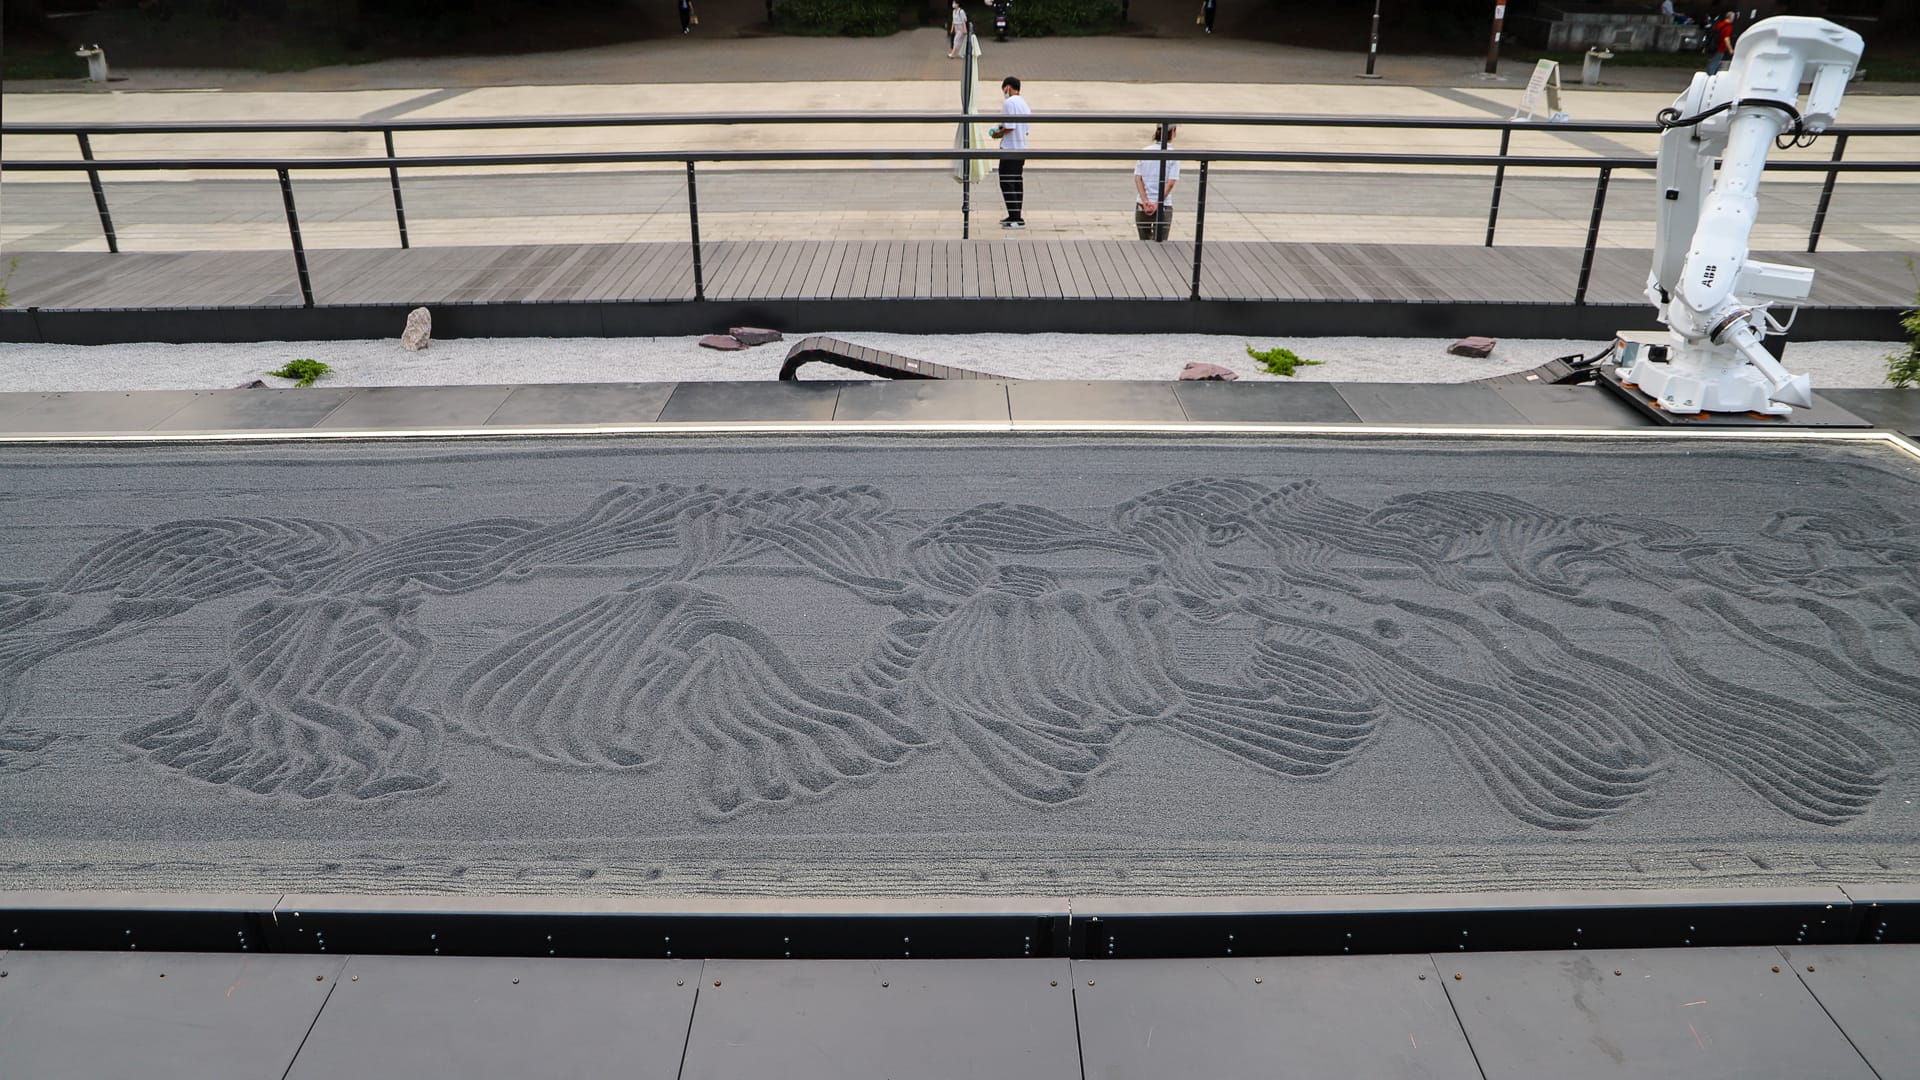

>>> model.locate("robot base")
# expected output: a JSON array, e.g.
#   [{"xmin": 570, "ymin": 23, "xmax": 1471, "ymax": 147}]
[
  {"xmin": 1599, "ymin": 363, "xmax": 1792, "ymax": 425},
  {"xmin": 1619, "ymin": 355, "xmax": 1795, "ymax": 418}
]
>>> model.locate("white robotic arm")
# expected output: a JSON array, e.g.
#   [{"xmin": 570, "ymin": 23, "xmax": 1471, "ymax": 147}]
[{"xmin": 1625, "ymin": 17, "xmax": 1863, "ymax": 416}]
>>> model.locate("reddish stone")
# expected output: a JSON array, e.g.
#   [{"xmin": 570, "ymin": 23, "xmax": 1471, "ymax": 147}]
[
  {"xmin": 699, "ymin": 335, "xmax": 745, "ymax": 351},
  {"xmin": 1179, "ymin": 362, "xmax": 1239, "ymax": 381},
  {"xmin": 1448, "ymin": 336, "xmax": 1498, "ymax": 357},
  {"xmin": 729, "ymin": 326, "xmax": 784, "ymax": 346}
]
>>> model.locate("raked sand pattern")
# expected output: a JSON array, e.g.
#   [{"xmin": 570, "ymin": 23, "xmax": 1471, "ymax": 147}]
[{"xmin": 1, "ymin": 435, "xmax": 1917, "ymax": 897}]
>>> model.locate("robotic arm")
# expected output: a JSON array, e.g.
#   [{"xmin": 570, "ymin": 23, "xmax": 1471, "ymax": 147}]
[{"xmin": 1624, "ymin": 17, "xmax": 1863, "ymax": 416}]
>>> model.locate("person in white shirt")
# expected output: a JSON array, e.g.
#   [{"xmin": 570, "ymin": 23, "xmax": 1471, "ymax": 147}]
[
  {"xmin": 949, "ymin": 0, "xmax": 968, "ymax": 57},
  {"xmin": 1133, "ymin": 125, "xmax": 1180, "ymax": 241},
  {"xmin": 987, "ymin": 76, "xmax": 1031, "ymax": 229}
]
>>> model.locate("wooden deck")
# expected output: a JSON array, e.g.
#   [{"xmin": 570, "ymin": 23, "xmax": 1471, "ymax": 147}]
[{"xmin": 9, "ymin": 240, "xmax": 1915, "ymax": 311}]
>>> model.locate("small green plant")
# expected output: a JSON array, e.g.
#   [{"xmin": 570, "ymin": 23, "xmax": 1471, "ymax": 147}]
[
  {"xmin": 1887, "ymin": 259, "xmax": 1920, "ymax": 390},
  {"xmin": 1246, "ymin": 342, "xmax": 1323, "ymax": 378},
  {"xmin": 269, "ymin": 358, "xmax": 332, "ymax": 387},
  {"xmin": 0, "ymin": 257, "xmax": 18, "ymax": 308}
]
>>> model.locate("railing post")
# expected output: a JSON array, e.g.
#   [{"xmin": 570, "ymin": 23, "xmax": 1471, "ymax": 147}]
[
  {"xmin": 686, "ymin": 161, "xmax": 706, "ymax": 301},
  {"xmin": 1189, "ymin": 160, "xmax": 1209, "ymax": 301},
  {"xmin": 1154, "ymin": 121, "xmax": 1171, "ymax": 244},
  {"xmin": 1574, "ymin": 166, "xmax": 1610, "ymax": 305},
  {"xmin": 1806, "ymin": 131, "xmax": 1848, "ymax": 254},
  {"xmin": 75, "ymin": 133, "xmax": 120, "ymax": 254},
  {"xmin": 1485, "ymin": 126, "xmax": 1511, "ymax": 247},
  {"xmin": 276, "ymin": 168, "xmax": 315, "ymax": 308},
  {"xmin": 383, "ymin": 129, "xmax": 411, "ymax": 250}
]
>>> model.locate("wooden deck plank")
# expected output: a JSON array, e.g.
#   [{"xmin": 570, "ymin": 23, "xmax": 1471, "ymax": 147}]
[
  {"xmin": 790, "ymin": 241, "xmax": 833, "ymax": 301},
  {"xmin": 1005, "ymin": 239, "xmax": 1031, "ymax": 299},
  {"xmin": 832, "ymin": 240, "xmax": 865, "ymax": 299},
  {"xmin": 626, "ymin": 241, "xmax": 688, "ymax": 300},
  {"xmin": 9, "ymin": 240, "xmax": 1910, "ymax": 314},
  {"xmin": 1098, "ymin": 241, "xmax": 1146, "ymax": 300},
  {"xmin": 888, "ymin": 240, "xmax": 909, "ymax": 300},
  {"xmin": 806, "ymin": 241, "xmax": 845, "ymax": 300}
]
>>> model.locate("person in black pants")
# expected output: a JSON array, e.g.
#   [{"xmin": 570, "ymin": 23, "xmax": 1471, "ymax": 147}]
[
  {"xmin": 1202, "ymin": 0, "xmax": 1216, "ymax": 34},
  {"xmin": 988, "ymin": 76, "xmax": 1031, "ymax": 228},
  {"xmin": 678, "ymin": 0, "xmax": 693, "ymax": 34}
]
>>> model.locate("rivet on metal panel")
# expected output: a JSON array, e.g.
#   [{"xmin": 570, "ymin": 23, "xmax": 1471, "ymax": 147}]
[
  {"xmin": 1614, "ymin": 970, "xmax": 1622, "ymax": 976},
  {"xmin": 1050, "ymin": 981, "xmax": 1058, "ymax": 987},
  {"xmin": 677, "ymin": 980, "xmax": 684, "ymax": 987},
  {"xmin": 714, "ymin": 980, "xmax": 722, "ymax": 987},
  {"xmin": 1454, "ymin": 973, "xmax": 1463, "ymax": 980},
  {"xmin": 882, "ymin": 981, "xmax": 890, "ymax": 988},
  {"xmin": 1418, "ymin": 974, "xmax": 1426, "ymax": 980},
  {"xmin": 1088, "ymin": 980, "xmax": 1096, "ymax": 986},
  {"xmin": 1253, "ymin": 977, "xmax": 1262, "ymax": 984},
  {"xmin": 1806, "ymin": 966, "xmax": 1816, "ymax": 972},
  {"xmin": 351, "ymin": 975, "xmax": 359, "ymax": 982},
  {"xmin": 315, "ymin": 975, "xmax": 325, "ymax": 982},
  {"xmin": 1772, "ymin": 966, "xmax": 1781, "ymax": 973},
  {"xmin": 512, "ymin": 978, "xmax": 520, "ymax": 985},
  {"xmin": 158, "ymin": 973, "xmax": 166, "ymax": 978}
]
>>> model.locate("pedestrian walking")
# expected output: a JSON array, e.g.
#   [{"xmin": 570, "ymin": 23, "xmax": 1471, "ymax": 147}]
[
  {"xmin": 1707, "ymin": 11, "xmax": 1734, "ymax": 73},
  {"xmin": 1133, "ymin": 125, "xmax": 1180, "ymax": 241},
  {"xmin": 949, "ymin": 0, "xmax": 968, "ymax": 57},
  {"xmin": 988, "ymin": 75, "xmax": 1031, "ymax": 228},
  {"xmin": 1201, "ymin": 0, "xmax": 1216, "ymax": 34},
  {"xmin": 678, "ymin": 0, "xmax": 694, "ymax": 34}
]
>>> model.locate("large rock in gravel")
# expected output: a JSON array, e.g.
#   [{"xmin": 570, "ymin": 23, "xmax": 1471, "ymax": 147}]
[
  {"xmin": 401, "ymin": 307, "xmax": 432, "ymax": 351},
  {"xmin": 1447, "ymin": 336, "xmax": 1497, "ymax": 358},
  {"xmin": 1179, "ymin": 362, "xmax": 1238, "ymax": 381},
  {"xmin": 699, "ymin": 335, "xmax": 745, "ymax": 351},
  {"xmin": 729, "ymin": 327, "xmax": 784, "ymax": 347}
]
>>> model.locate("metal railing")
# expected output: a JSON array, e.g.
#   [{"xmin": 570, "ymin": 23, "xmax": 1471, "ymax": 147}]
[{"xmin": 5, "ymin": 112, "xmax": 1915, "ymax": 308}]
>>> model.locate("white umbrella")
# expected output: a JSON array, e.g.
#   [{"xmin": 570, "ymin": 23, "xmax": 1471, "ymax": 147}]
[{"xmin": 952, "ymin": 28, "xmax": 990, "ymax": 187}]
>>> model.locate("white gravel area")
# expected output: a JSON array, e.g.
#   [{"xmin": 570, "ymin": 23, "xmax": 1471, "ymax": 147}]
[{"xmin": 0, "ymin": 332, "xmax": 1900, "ymax": 393}]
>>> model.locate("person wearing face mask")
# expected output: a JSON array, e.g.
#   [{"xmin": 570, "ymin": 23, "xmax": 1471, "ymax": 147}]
[
  {"xmin": 949, "ymin": 0, "xmax": 969, "ymax": 57},
  {"xmin": 987, "ymin": 75, "xmax": 1031, "ymax": 229}
]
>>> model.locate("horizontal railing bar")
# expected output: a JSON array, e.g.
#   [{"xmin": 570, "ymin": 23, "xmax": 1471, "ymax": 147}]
[
  {"xmin": 4, "ymin": 150, "xmax": 1914, "ymax": 172},
  {"xmin": 4, "ymin": 113, "xmax": 1917, "ymax": 138}
]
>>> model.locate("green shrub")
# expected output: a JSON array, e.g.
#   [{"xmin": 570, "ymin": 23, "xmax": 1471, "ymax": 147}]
[
  {"xmin": 269, "ymin": 358, "xmax": 333, "ymax": 387},
  {"xmin": 1246, "ymin": 342, "xmax": 1322, "ymax": 378},
  {"xmin": 773, "ymin": 0, "xmax": 899, "ymax": 36},
  {"xmin": 1888, "ymin": 279, "xmax": 1920, "ymax": 389}
]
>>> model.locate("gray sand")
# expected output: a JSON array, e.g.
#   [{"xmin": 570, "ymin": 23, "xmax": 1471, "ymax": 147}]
[
  {"xmin": 2, "ymin": 435, "xmax": 1916, "ymax": 897},
  {"xmin": 0, "ymin": 333, "xmax": 1901, "ymax": 392}
]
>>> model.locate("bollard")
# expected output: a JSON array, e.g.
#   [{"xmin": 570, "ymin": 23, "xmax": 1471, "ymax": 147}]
[
  {"xmin": 1582, "ymin": 46, "xmax": 1613, "ymax": 85},
  {"xmin": 75, "ymin": 44, "xmax": 110, "ymax": 83}
]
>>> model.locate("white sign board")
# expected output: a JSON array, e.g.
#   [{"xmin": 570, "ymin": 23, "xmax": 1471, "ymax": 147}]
[{"xmin": 1513, "ymin": 59, "xmax": 1569, "ymax": 122}]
